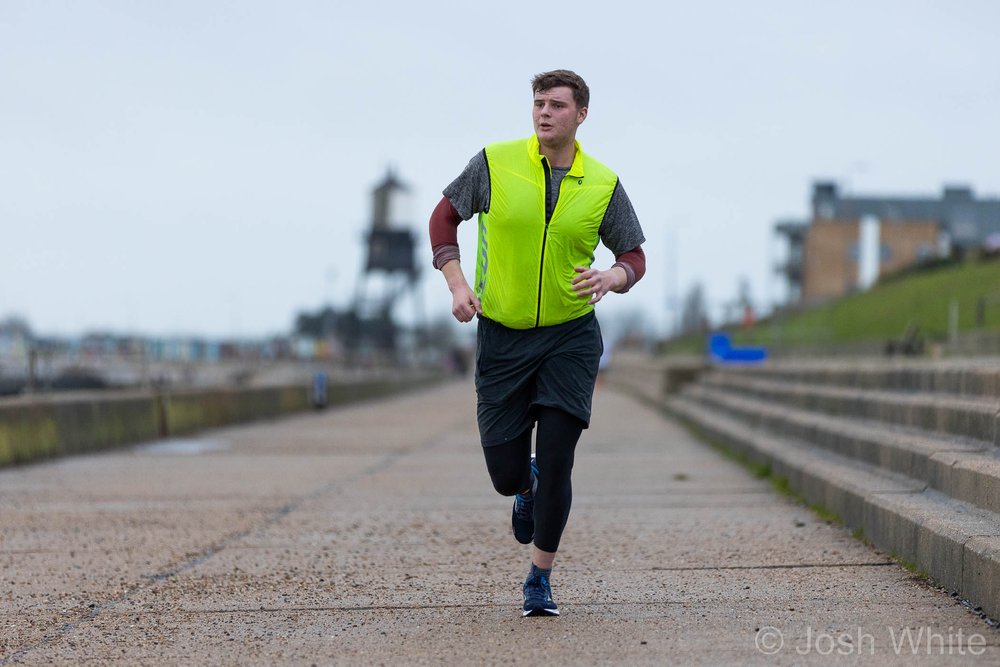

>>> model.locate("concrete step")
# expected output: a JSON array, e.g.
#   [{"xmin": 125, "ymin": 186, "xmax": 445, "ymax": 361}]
[
  {"xmin": 667, "ymin": 394, "xmax": 1000, "ymax": 621},
  {"xmin": 682, "ymin": 383, "xmax": 1000, "ymax": 516},
  {"xmin": 699, "ymin": 371, "xmax": 1000, "ymax": 445},
  {"xmin": 714, "ymin": 359, "xmax": 1000, "ymax": 399},
  {"xmin": 605, "ymin": 352, "xmax": 706, "ymax": 402}
]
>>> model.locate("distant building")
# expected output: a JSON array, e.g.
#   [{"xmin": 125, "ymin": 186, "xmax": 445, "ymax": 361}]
[
  {"xmin": 0, "ymin": 317, "xmax": 32, "ymax": 361},
  {"xmin": 776, "ymin": 182, "xmax": 1000, "ymax": 304}
]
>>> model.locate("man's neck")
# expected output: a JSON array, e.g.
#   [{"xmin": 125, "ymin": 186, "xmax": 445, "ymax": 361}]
[{"xmin": 538, "ymin": 138, "xmax": 577, "ymax": 169}]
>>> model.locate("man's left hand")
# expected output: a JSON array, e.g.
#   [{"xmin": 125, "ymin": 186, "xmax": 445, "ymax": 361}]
[{"xmin": 572, "ymin": 266, "xmax": 626, "ymax": 305}]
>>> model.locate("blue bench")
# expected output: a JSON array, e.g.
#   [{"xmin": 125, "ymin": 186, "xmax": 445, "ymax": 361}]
[{"xmin": 708, "ymin": 332, "xmax": 767, "ymax": 363}]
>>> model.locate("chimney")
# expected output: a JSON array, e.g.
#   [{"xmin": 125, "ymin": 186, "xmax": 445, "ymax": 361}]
[{"xmin": 812, "ymin": 181, "xmax": 839, "ymax": 219}]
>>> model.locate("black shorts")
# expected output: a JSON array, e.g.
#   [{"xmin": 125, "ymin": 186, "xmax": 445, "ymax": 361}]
[{"xmin": 475, "ymin": 312, "xmax": 603, "ymax": 447}]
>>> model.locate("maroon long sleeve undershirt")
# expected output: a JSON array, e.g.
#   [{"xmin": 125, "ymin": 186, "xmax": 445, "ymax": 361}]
[
  {"xmin": 429, "ymin": 196, "xmax": 646, "ymax": 292},
  {"xmin": 429, "ymin": 196, "xmax": 464, "ymax": 269}
]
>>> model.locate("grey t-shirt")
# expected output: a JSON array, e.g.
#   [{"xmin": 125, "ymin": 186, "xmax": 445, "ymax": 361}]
[{"xmin": 443, "ymin": 149, "xmax": 645, "ymax": 256}]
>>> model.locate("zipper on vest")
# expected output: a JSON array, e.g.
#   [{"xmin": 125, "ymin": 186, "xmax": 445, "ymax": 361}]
[{"xmin": 536, "ymin": 159, "xmax": 553, "ymax": 328}]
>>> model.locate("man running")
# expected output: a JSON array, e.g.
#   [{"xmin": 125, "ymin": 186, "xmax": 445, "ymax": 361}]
[{"xmin": 429, "ymin": 69, "xmax": 646, "ymax": 616}]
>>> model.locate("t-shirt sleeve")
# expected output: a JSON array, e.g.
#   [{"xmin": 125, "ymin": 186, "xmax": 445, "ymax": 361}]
[
  {"xmin": 598, "ymin": 180, "xmax": 645, "ymax": 255},
  {"xmin": 443, "ymin": 150, "xmax": 491, "ymax": 221}
]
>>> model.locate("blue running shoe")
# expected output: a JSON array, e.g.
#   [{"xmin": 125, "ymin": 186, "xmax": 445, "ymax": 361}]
[
  {"xmin": 511, "ymin": 456, "xmax": 539, "ymax": 545},
  {"xmin": 522, "ymin": 571, "xmax": 559, "ymax": 617}
]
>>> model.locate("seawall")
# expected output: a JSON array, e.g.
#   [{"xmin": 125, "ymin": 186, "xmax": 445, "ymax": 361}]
[{"xmin": 0, "ymin": 372, "xmax": 443, "ymax": 467}]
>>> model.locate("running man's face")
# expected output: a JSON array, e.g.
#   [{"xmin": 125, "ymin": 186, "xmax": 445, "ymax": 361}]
[{"xmin": 532, "ymin": 86, "xmax": 587, "ymax": 150}]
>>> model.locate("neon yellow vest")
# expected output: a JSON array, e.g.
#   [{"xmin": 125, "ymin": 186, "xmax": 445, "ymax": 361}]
[{"xmin": 475, "ymin": 135, "xmax": 618, "ymax": 329}]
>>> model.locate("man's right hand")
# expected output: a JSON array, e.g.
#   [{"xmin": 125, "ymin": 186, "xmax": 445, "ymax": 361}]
[
  {"xmin": 451, "ymin": 283, "xmax": 482, "ymax": 323},
  {"xmin": 441, "ymin": 259, "xmax": 481, "ymax": 323}
]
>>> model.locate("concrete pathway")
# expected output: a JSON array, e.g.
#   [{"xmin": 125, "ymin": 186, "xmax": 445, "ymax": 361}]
[{"xmin": 1, "ymin": 380, "xmax": 997, "ymax": 665}]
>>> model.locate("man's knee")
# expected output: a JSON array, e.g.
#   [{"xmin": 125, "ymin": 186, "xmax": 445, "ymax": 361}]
[
  {"xmin": 481, "ymin": 427, "xmax": 533, "ymax": 496},
  {"xmin": 490, "ymin": 474, "xmax": 524, "ymax": 497},
  {"xmin": 485, "ymin": 455, "xmax": 531, "ymax": 496}
]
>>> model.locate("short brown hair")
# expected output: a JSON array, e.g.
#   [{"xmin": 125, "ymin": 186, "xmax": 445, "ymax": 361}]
[{"xmin": 531, "ymin": 70, "xmax": 589, "ymax": 109}]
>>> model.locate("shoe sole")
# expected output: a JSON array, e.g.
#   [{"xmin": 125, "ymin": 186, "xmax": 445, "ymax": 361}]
[{"xmin": 522, "ymin": 607, "xmax": 560, "ymax": 617}]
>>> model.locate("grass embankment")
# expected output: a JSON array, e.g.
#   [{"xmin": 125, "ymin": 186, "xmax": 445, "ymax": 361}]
[{"xmin": 664, "ymin": 258, "xmax": 1000, "ymax": 355}]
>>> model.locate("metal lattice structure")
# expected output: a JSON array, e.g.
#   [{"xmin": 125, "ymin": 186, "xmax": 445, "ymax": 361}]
[{"xmin": 349, "ymin": 168, "xmax": 423, "ymax": 357}]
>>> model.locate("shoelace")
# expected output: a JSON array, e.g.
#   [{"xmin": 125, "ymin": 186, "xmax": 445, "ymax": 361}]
[
  {"xmin": 525, "ymin": 575, "xmax": 551, "ymax": 602},
  {"xmin": 514, "ymin": 492, "xmax": 533, "ymax": 520}
]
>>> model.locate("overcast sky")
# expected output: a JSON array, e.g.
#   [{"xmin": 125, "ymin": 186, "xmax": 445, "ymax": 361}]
[{"xmin": 2, "ymin": 1, "xmax": 998, "ymax": 339}]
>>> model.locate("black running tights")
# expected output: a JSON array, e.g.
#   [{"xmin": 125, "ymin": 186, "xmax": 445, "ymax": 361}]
[{"xmin": 482, "ymin": 406, "xmax": 583, "ymax": 553}]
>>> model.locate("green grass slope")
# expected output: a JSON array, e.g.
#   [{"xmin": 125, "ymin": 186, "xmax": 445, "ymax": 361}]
[{"xmin": 666, "ymin": 259, "xmax": 1000, "ymax": 354}]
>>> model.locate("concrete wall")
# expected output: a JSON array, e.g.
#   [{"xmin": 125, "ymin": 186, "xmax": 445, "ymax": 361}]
[
  {"xmin": 162, "ymin": 386, "xmax": 310, "ymax": 436},
  {"xmin": 607, "ymin": 352, "xmax": 706, "ymax": 402},
  {"xmin": 0, "ymin": 373, "xmax": 442, "ymax": 467},
  {"xmin": 0, "ymin": 393, "xmax": 161, "ymax": 465}
]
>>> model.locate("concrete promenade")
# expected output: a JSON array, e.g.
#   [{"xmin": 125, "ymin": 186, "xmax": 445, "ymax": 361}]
[{"xmin": 2, "ymin": 380, "xmax": 998, "ymax": 665}]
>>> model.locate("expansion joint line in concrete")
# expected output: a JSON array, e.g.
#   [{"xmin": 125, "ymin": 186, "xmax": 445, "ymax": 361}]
[
  {"xmin": 177, "ymin": 600, "xmax": 702, "ymax": 615},
  {"xmin": 649, "ymin": 562, "xmax": 893, "ymax": 572}
]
